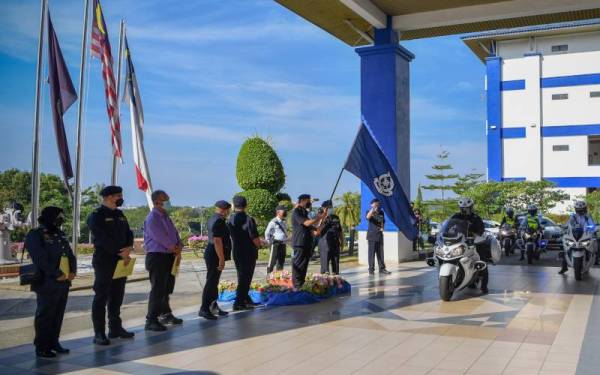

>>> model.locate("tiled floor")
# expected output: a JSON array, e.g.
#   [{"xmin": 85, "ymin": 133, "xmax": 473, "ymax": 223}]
[{"xmin": 1, "ymin": 261, "xmax": 599, "ymax": 374}]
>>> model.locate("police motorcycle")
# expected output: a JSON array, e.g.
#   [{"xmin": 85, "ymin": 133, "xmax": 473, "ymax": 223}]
[
  {"xmin": 519, "ymin": 223, "xmax": 541, "ymax": 265},
  {"xmin": 426, "ymin": 219, "xmax": 500, "ymax": 301},
  {"xmin": 499, "ymin": 223, "xmax": 517, "ymax": 257},
  {"xmin": 562, "ymin": 223, "xmax": 596, "ymax": 281}
]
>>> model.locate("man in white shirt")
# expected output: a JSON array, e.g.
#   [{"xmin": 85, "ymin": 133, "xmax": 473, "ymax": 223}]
[{"xmin": 265, "ymin": 205, "xmax": 288, "ymax": 273}]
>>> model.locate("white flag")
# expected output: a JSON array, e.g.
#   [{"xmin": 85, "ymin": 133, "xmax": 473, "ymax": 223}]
[{"xmin": 123, "ymin": 36, "xmax": 153, "ymax": 208}]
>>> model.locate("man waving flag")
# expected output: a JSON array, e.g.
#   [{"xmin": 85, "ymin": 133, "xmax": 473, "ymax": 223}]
[
  {"xmin": 91, "ymin": 0, "xmax": 122, "ymax": 161},
  {"xmin": 343, "ymin": 121, "xmax": 417, "ymax": 240},
  {"xmin": 123, "ymin": 36, "xmax": 153, "ymax": 208}
]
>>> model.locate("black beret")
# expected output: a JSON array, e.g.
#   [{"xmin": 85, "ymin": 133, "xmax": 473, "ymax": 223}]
[
  {"xmin": 215, "ymin": 200, "xmax": 231, "ymax": 209},
  {"xmin": 232, "ymin": 195, "xmax": 247, "ymax": 208},
  {"xmin": 370, "ymin": 198, "xmax": 381, "ymax": 204},
  {"xmin": 276, "ymin": 205, "xmax": 287, "ymax": 211},
  {"xmin": 297, "ymin": 194, "xmax": 311, "ymax": 201},
  {"xmin": 100, "ymin": 185, "xmax": 123, "ymax": 197},
  {"xmin": 321, "ymin": 200, "xmax": 333, "ymax": 208}
]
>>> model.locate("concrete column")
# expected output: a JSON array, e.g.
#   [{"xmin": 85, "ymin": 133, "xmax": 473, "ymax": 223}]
[{"xmin": 355, "ymin": 21, "xmax": 415, "ymax": 265}]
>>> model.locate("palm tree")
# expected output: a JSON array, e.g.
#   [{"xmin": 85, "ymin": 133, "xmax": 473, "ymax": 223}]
[{"xmin": 335, "ymin": 192, "xmax": 361, "ymax": 256}]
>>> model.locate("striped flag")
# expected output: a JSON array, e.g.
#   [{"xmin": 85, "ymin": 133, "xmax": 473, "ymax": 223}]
[
  {"xmin": 123, "ymin": 36, "xmax": 153, "ymax": 208},
  {"xmin": 91, "ymin": 0, "xmax": 122, "ymax": 160}
]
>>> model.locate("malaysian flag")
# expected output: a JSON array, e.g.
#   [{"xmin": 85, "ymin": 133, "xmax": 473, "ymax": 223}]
[{"xmin": 91, "ymin": 0, "xmax": 122, "ymax": 160}]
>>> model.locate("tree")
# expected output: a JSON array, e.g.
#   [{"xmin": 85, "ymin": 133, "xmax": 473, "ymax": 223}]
[
  {"xmin": 585, "ymin": 190, "xmax": 600, "ymax": 223},
  {"xmin": 414, "ymin": 184, "xmax": 423, "ymax": 211},
  {"xmin": 335, "ymin": 192, "xmax": 360, "ymax": 256},
  {"xmin": 422, "ymin": 151, "xmax": 459, "ymax": 217},
  {"xmin": 452, "ymin": 171, "xmax": 484, "ymax": 196}
]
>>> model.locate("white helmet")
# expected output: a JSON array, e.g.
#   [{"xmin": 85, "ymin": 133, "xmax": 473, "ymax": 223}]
[
  {"xmin": 458, "ymin": 197, "xmax": 474, "ymax": 209},
  {"xmin": 574, "ymin": 201, "xmax": 587, "ymax": 215}
]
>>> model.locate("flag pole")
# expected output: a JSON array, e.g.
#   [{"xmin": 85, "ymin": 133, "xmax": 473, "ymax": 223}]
[
  {"xmin": 72, "ymin": 0, "xmax": 91, "ymax": 253},
  {"xmin": 110, "ymin": 19, "xmax": 125, "ymax": 185},
  {"xmin": 328, "ymin": 122, "xmax": 363, "ymax": 202},
  {"xmin": 31, "ymin": 0, "xmax": 48, "ymax": 228}
]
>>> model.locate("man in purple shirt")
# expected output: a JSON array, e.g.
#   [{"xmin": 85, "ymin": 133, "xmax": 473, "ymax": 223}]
[{"xmin": 143, "ymin": 190, "xmax": 183, "ymax": 331}]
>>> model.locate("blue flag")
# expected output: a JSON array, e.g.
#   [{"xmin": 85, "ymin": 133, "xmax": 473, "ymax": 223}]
[{"xmin": 344, "ymin": 122, "xmax": 417, "ymax": 240}]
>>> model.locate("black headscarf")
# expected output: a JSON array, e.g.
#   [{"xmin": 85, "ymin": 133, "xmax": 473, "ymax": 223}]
[{"xmin": 38, "ymin": 206, "xmax": 64, "ymax": 231}]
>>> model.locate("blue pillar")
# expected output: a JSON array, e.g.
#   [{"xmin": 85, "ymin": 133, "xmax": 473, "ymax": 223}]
[
  {"xmin": 356, "ymin": 21, "xmax": 414, "ymax": 232},
  {"xmin": 486, "ymin": 56, "xmax": 502, "ymax": 181}
]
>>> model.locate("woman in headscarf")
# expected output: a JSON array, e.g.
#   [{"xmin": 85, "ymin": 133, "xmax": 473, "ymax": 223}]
[{"xmin": 25, "ymin": 206, "xmax": 76, "ymax": 358}]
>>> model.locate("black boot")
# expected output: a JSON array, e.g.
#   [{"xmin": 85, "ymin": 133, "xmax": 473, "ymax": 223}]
[
  {"xmin": 145, "ymin": 320, "xmax": 167, "ymax": 332},
  {"xmin": 519, "ymin": 251, "xmax": 525, "ymax": 261},
  {"xmin": 35, "ymin": 348, "xmax": 57, "ymax": 358},
  {"xmin": 108, "ymin": 327, "xmax": 135, "ymax": 339},
  {"xmin": 50, "ymin": 343, "xmax": 70, "ymax": 354},
  {"xmin": 93, "ymin": 332, "xmax": 110, "ymax": 346},
  {"xmin": 159, "ymin": 313, "xmax": 183, "ymax": 325},
  {"xmin": 198, "ymin": 310, "xmax": 217, "ymax": 320}
]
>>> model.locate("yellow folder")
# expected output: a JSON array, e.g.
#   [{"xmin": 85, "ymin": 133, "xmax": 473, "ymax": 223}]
[
  {"xmin": 59, "ymin": 255, "xmax": 70, "ymax": 276},
  {"xmin": 171, "ymin": 255, "xmax": 181, "ymax": 277},
  {"xmin": 113, "ymin": 258, "xmax": 136, "ymax": 279}
]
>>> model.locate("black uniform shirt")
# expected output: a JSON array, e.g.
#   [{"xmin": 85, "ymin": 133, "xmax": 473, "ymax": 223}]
[
  {"xmin": 319, "ymin": 214, "xmax": 343, "ymax": 249},
  {"xmin": 25, "ymin": 225, "xmax": 77, "ymax": 290},
  {"xmin": 291, "ymin": 206, "xmax": 312, "ymax": 248},
  {"xmin": 87, "ymin": 205, "xmax": 133, "ymax": 265},
  {"xmin": 450, "ymin": 212, "xmax": 485, "ymax": 237},
  {"xmin": 228, "ymin": 211, "xmax": 259, "ymax": 260},
  {"xmin": 366, "ymin": 209, "xmax": 385, "ymax": 242},
  {"xmin": 207, "ymin": 213, "xmax": 232, "ymax": 260}
]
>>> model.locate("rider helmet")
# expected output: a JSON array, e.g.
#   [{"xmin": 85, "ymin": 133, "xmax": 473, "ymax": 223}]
[
  {"xmin": 574, "ymin": 200, "xmax": 588, "ymax": 216},
  {"xmin": 527, "ymin": 204, "xmax": 538, "ymax": 217},
  {"xmin": 458, "ymin": 197, "xmax": 474, "ymax": 216},
  {"xmin": 505, "ymin": 207, "xmax": 514, "ymax": 218}
]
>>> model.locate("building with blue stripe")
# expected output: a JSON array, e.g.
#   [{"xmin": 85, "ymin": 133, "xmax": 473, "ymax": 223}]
[{"xmin": 463, "ymin": 20, "xmax": 600, "ymax": 211}]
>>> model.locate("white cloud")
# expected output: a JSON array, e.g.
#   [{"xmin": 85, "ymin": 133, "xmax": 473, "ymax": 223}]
[{"xmin": 412, "ymin": 96, "xmax": 484, "ymax": 122}]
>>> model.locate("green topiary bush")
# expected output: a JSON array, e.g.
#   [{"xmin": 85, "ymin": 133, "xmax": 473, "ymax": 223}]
[
  {"xmin": 236, "ymin": 189, "xmax": 279, "ymax": 225},
  {"xmin": 276, "ymin": 192, "xmax": 292, "ymax": 202},
  {"xmin": 236, "ymin": 137, "xmax": 285, "ymax": 192}
]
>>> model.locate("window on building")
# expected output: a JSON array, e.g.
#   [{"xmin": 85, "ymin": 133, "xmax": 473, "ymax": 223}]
[
  {"xmin": 552, "ymin": 93, "xmax": 568, "ymax": 100},
  {"xmin": 591, "ymin": 91, "xmax": 600, "ymax": 98},
  {"xmin": 551, "ymin": 44, "xmax": 568, "ymax": 52},
  {"xmin": 588, "ymin": 136, "xmax": 600, "ymax": 165},
  {"xmin": 553, "ymin": 145, "xmax": 569, "ymax": 151}
]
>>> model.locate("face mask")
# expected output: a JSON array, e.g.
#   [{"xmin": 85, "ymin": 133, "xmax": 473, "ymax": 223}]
[
  {"xmin": 162, "ymin": 200, "xmax": 172, "ymax": 210},
  {"xmin": 306, "ymin": 202, "xmax": 312, "ymax": 210},
  {"xmin": 116, "ymin": 198, "xmax": 124, "ymax": 207},
  {"xmin": 282, "ymin": 212, "xmax": 287, "ymax": 218}
]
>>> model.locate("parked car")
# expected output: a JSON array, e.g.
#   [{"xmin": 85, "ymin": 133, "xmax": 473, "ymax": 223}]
[
  {"xmin": 516, "ymin": 214, "xmax": 564, "ymax": 250},
  {"xmin": 483, "ymin": 220, "xmax": 501, "ymax": 236}
]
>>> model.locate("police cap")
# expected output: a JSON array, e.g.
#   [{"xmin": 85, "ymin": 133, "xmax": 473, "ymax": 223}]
[
  {"xmin": 232, "ymin": 195, "xmax": 247, "ymax": 208},
  {"xmin": 215, "ymin": 200, "xmax": 231, "ymax": 209},
  {"xmin": 370, "ymin": 198, "xmax": 381, "ymax": 204},
  {"xmin": 276, "ymin": 205, "xmax": 287, "ymax": 212},
  {"xmin": 100, "ymin": 185, "xmax": 123, "ymax": 197}
]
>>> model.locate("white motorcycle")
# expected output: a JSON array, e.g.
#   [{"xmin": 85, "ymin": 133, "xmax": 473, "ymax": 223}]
[
  {"xmin": 562, "ymin": 224, "xmax": 596, "ymax": 281},
  {"xmin": 426, "ymin": 218, "xmax": 501, "ymax": 301}
]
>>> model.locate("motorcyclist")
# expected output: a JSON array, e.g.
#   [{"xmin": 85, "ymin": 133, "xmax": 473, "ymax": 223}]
[
  {"xmin": 500, "ymin": 207, "xmax": 517, "ymax": 227},
  {"xmin": 450, "ymin": 198, "xmax": 490, "ymax": 294},
  {"xmin": 559, "ymin": 201, "xmax": 597, "ymax": 274},
  {"xmin": 519, "ymin": 204, "xmax": 542, "ymax": 261}
]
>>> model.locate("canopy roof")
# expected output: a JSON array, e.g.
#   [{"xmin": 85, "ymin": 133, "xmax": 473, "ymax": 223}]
[{"xmin": 275, "ymin": 0, "xmax": 600, "ymax": 46}]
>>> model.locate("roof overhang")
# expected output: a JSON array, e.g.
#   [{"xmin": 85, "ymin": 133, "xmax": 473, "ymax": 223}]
[{"xmin": 274, "ymin": 0, "xmax": 600, "ymax": 46}]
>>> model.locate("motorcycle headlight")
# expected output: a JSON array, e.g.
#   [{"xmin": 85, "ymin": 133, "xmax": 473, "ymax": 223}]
[
  {"xmin": 524, "ymin": 233, "xmax": 531, "ymax": 240},
  {"xmin": 580, "ymin": 240, "xmax": 591, "ymax": 248},
  {"xmin": 435, "ymin": 247, "xmax": 445, "ymax": 256},
  {"xmin": 450, "ymin": 245, "xmax": 466, "ymax": 257},
  {"xmin": 564, "ymin": 239, "xmax": 575, "ymax": 248}
]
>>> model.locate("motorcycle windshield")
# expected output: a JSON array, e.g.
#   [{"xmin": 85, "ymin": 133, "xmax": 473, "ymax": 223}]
[
  {"xmin": 570, "ymin": 225, "xmax": 584, "ymax": 241},
  {"xmin": 440, "ymin": 219, "xmax": 470, "ymax": 243}
]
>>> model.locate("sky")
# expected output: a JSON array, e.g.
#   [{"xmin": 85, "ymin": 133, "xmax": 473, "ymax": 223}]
[{"xmin": 0, "ymin": 0, "xmax": 487, "ymax": 207}]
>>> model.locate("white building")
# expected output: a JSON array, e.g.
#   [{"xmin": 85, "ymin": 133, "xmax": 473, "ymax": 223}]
[{"xmin": 463, "ymin": 20, "xmax": 600, "ymax": 211}]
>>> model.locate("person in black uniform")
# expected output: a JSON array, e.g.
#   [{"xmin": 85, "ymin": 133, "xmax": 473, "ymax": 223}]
[
  {"xmin": 451, "ymin": 197, "xmax": 489, "ymax": 294},
  {"xmin": 317, "ymin": 200, "xmax": 343, "ymax": 274},
  {"xmin": 87, "ymin": 186, "xmax": 135, "ymax": 345},
  {"xmin": 199, "ymin": 200, "xmax": 232, "ymax": 320},
  {"xmin": 291, "ymin": 194, "xmax": 326, "ymax": 288},
  {"xmin": 229, "ymin": 195, "xmax": 262, "ymax": 311},
  {"xmin": 25, "ymin": 207, "xmax": 76, "ymax": 358},
  {"xmin": 366, "ymin": 199, "xmax": 391, "ymax": 275}
]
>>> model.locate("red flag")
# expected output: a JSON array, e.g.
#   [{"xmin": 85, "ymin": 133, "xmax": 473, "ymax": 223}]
[{"xmin": 91, "ymin": 0, "xmax": 122, "ymax": 160}]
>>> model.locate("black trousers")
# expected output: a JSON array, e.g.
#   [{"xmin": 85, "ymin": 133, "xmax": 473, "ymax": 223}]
[
  {"xmin": 146, "ymin": 252, "xmax": 176, "ymax": 321},
  {"xmin": 34, "ymin": 282, "xmax": 69, "ymax": 350},
  {"xmin": 368, "ymin": 240, "xmax": 386, "ymax": 272},
  {"xmin": 200, "ymin": 250, "xmax": 222, "ymax": 313},
  {"xmin": 292, "ymin": 245, "xmax": 312, "ymax": 288},
  {"xmin": 234, "ymin": 255, "xmax": 257, "ymax": 306},
  {"xmin": 92, "ymin": 262, "xmax": 126, "ymax": 334},
  {"xmin": 319, "ymin": 241, "xmax": 340, "ymax": 274},
  {"xmin": 267, "ymin": 242, "xmax": 286, "ymax": 273}
]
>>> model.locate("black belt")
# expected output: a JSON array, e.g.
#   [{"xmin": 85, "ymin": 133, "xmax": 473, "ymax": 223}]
[{"xmin": 273, "ymin": 240, "xmax": 285, "ymax": 244}]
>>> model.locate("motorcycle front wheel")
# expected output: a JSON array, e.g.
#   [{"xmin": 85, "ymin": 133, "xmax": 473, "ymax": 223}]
[
  {"xmin": 439, "ymin": 275, "xmax": 454, "ymax": 301},
  {"xmin": 574, "ymin": 257, "xmax": 583, "ymax": 281}
]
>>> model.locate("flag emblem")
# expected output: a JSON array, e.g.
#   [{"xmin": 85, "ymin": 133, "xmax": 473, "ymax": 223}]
[{"xmin": 374, "ymin": 172, "xmax": 394, "ymax": 197}]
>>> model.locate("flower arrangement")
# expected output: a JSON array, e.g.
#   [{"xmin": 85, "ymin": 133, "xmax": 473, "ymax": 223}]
[{"xmin": 188, "ymin": 235, "xmax": 208, "ymax": 251}]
